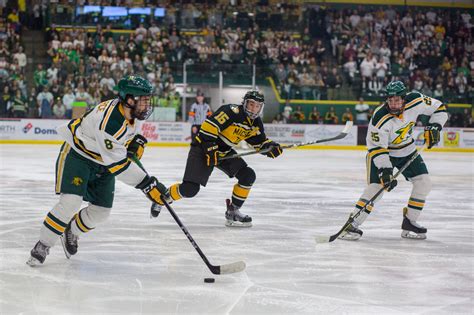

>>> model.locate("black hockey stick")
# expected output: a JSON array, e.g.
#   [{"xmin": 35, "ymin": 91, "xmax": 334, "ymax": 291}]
[
  {"xmin": 132, "ymin": 156, "xmax": 246, "ymax": 275},
  {"xmin": 160, "ymin": 199, "xmax": 246, "ymax": 275},
  {"xmin": 315, "ymin": 145, "xmax": 427, "ymax": 244},
  {"xmin": 220, "ymin": 121, "xmax": 353, "ymax": 161}
]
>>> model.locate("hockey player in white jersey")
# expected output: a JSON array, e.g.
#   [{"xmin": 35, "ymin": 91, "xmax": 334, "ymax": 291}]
[
  {"xmin": 27, "ymin": 76, "xmax": 170, "ymax": 266},
  {"xmin": 340, "ymin": 81, "xmax": 448, "ymax": 240}
]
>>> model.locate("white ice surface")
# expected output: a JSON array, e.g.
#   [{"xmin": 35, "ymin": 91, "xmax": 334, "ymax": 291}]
[{"xmin": 0, "ymin": 145, "xmax": 473, "ymax": 314}]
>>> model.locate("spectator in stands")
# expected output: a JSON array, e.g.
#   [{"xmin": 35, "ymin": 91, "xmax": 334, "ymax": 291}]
[
  {"xmin": 298, "ymin": 68, "xmax": 316, "ymax": 100},
  {"xmin": 309, "ymin": 106, "xmax": 322, "ymax": 124},
  {"xmin": 74, "ymin": 84, "xmax": 92, "ymax": 109},
  {"xmin": 326, "ymin": 68, "xmax": 342, "ymax": 100},
  {"xmin": 27, "ymin": 87, "xmax": 38, "ymax": 118},
  {"xmin": 343, "ymin": 55, "xmax": 357, "ymax": 86},
  {"xmin": 52, "ymin": 98, "xmax": 66, "ymax": 119},
  {"xmin": 62, "ymin": 86, "xmax": 75, "ymax": 119},
  {"xmin": 355, "ymin": 97, "xmax": 370, "ymax": 125},
  {"xmin": 34, "ymin": 64, "xmax": 48, "ymax": 88},
  {"xmin": 37, "ymin": 86, "xmax": 54, "ymax": 118},
  {"xmin": 375, "ymin": 56, "xmax": 388, "ymax": 85},
  {"xmin": 341, "ymin": 107, "xmax": 354, "ymax": 123},
  {"xmin": 10, "ymin": 88, "xmax": 26, "ymax": 118},
  {"xmin": 0, "ymin": 56, "xmax": 8, "ymax": 80},
  {"xmin": 13, "ymin": 46, "xmax": 26, "ymax": 73},
  {"xmin": 293, "ymin": 105, "xmax": 305, "ymax": 123},
  {"xmin": 455, "ymin": 72, "xmax": 468, "ymax": 101},
  {"xmin": 272, "ymin": 114, "xmax": 284, "ymax": 124},
  {"xmin": 1, "ymin": 85, "xmax": 12, "ymax": 117},
  {"xmin": 282, "ymin": 101, "xmax": 292, "ymax": 123},
  {"xmin": 360, "ymin": 52, "xmax": 376, "ymax": 90},
  {"xmin": 324, "ymin": 106, "xmax": 339, "ymax": 124}
]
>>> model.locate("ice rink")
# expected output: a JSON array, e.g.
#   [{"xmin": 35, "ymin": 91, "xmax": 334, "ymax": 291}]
[{"xmin": 0, "ymin": 144, "xmax": 473, "ymax": 314}]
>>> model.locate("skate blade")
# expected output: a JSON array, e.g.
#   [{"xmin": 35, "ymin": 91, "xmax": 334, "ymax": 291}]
[
  {"xmin": 401, "ymin": 230, "xmax": 427, "ymax": 240},
  {"xmin": 26, "ymin": 256, "xmax": 42, "ymax": 267},
  {"xmin": 225, "ymin": 220, "xmax": 252, "ymax": 228},
  {"xmin": 338, "ymin": 232, "xmax": 361, "ymax": 241},
  {"xmin": 60, "ymin": 235, "xmax": 72, "ymax": 259}
]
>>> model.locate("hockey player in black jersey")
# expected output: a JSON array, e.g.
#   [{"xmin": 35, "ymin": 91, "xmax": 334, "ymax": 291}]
[{"xmin": 151, "ymin": 90, "xmax": 283, "ymax": 227}]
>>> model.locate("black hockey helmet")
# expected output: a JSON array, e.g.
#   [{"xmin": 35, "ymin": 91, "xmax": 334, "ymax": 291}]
[{"xmin": 242, "ymin": 90, "xmax": 265, "ymax": 119}]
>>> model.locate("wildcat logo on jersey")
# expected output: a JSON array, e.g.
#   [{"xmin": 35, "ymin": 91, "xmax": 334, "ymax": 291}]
[
  {"xmin": 72, "ymin": 177, "xmax": 83, "ymax": 186},
  {"xmin": 392, "ymin": 122, "xmax": 415, "ymax": 145}
]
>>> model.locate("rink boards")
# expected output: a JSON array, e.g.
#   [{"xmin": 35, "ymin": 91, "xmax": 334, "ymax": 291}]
[{"xmin": 0, "ymin": 118, "xmax": 473, "ymax": 152}]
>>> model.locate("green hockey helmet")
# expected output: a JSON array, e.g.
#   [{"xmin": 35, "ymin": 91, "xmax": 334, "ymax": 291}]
[
  {"xmin": 115, "ymin": 75, "xmax": 153, "ymax": 99},
  {"xmin": 385, "ymin": 81, "xmax": 407, "ymax": 115},
  {"xmin": 242, "ymin": 90, "xmax": 265, "ymax": 119},
  {"xmin": 114, "ymin": 75, "xmax": 154, "ymax": 120},
  {"xmin": 385, "ymin": 81, "xmax": 407, "ymax": 97}
]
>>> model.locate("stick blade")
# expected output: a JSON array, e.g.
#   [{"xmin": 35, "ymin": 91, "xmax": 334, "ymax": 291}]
[
  {"xmin": 341, "ymin": 120, "xmax": 353, "ymax": 135},
  {"xmin": 217, "ymin": 261, "xmax": 246, "ymax": 274},
  {"xmin": 315, "ymin": 235, "xmax": 331, "ymax": 244}
]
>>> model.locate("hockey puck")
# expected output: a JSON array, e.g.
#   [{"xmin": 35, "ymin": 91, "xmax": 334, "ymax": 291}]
[{"xmin": 204, "ymin": 278, "xmax": 215, "ymax": 283}]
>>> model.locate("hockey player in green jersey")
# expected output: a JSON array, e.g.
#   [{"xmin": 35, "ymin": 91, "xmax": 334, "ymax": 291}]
[
  {"xmin": 340, "ymin": 81, "xmax": 448, "ymax": 240},
  {"xmin": 27, "ymin": 76, "xmax": 170, "ymax": 266},
  {"xmin": 150, "ymin": 90, "xmax": 283, "ymax": 227}
]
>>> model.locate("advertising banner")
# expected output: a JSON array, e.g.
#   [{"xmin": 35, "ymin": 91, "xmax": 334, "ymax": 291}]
[
  {"xmin": 1, "ymin": 119, "xmax": 472, "ymax": 149},
  {"xmin": 264, "ymin": 124, "xmax": 358, "ymax": 145}
]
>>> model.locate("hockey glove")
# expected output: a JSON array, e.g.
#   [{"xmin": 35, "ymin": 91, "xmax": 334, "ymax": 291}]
[
  {"xmin": 260, "ymin": 140, "xmax": 283, "ymax": 158},
  {"xmin": 127, "ymin": 134, "xmax": 147, "ymax": 160},
  {"xmin": 378, "ymin": 168, "xmax": 397, "ymax": 192},
  {"xmin": 136, "ymin": 175, "xmax": 171, "ymax": 205},
  {"xmin": 201, "ymin": 142, "xmax": 219, "ymax": 166},
  {"xmin": 424, "ymin": 123, "xmax": 442, "ymax": 149}
]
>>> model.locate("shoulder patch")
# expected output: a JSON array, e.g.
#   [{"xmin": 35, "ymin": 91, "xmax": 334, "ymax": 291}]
[
  {"xmin": 104, "ymin": 105, "xmax": 126, "ymax": 137},
  {"xmin": 230, "ymin": 105, "xmax": 240, "ymax": 114},
  {"xmin": 404, "ymin": 92, "xmax": 424, "ymax": 111},
  {"xmin": 371, "ymin": 105, "xmax": 390, "ymax": 127},
  {"xmin": 404, "ymin": 91, "xmax": 422, "ymax": 103}
]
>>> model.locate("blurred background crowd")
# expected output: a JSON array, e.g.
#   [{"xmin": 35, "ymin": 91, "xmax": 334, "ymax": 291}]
[{"xmin": 0, "ymin": 0, "xmax": 472, "ymax": 127}]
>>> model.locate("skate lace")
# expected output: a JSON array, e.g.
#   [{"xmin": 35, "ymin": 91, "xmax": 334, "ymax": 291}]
[
  {"xmin": 36, "ymin": 242, "xmax": 50, "ymax": 255},
  {"xmin": 230, "ymin": 209, "xmax": 247, "ymax": 219},
  {"xmin": 67, "ymin": 229, "xmax": 78, "ymax": 245}
]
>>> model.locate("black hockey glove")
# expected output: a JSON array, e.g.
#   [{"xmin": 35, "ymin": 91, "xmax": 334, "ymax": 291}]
[
  {"xmin": 127, "ymin": 134, "xmax": 147, "ymax": 160},
  {"xmin": 260, "ymin": 140, "xmax": 283, "ymax": 158},
  {"xmin": 136, "ymin": 175, "xmax": 170, "ymax": 205},
  {"xmin": 378, "ymin": 168, "xmax": 397, "ymax": 192},
  {"xmin": 201, "ymin": 141, "xmax": 219, "ymax": 166},
  {"xmin": 424, "ymin": 123, "xmax": 442, "ymax": 149}
]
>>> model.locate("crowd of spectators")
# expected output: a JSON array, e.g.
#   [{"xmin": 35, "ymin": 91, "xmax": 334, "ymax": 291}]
[
  {"xmin": 273, "ymin": 6, "xmax": 473, "ymax": 105},
  {"xmin": 0, "ymin": 2, "xmax": 472, "ymax": 128}
]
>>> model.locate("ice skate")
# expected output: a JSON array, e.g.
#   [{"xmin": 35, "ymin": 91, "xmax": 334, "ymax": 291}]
[
  {"xmin": 26, "ymin": 241, "xmax": 50, "ymax": 266},
  {"xmin": 225, "ymin": 199, "xmax": 252, "ymax": 227},
  {"xmin": 61, "ymin": 220, "xmax": 79, "ymax": 258},
  {"xmin": 401, "ymin": 216, "xmax": 427, "ymax": 239},
  {"xmin": 338, "ymin": 224, "xmax": 363, "ymax": 241}
]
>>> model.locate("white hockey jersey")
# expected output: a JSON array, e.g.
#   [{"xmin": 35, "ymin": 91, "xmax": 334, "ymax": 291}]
[
  {"xmin": 57, "ymin": 98, "xmax": 147, "ymax": 186},
  {"xmin": 367, "ymin": 91, "xmax": 448, "ymax": 169}
]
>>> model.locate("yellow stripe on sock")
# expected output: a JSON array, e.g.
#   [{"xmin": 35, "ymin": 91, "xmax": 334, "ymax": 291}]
[
  {"xmin": 408, "ymin": 200, "xmax": 425, "ymax": 208},
  {"xmin": 45, "ymin": 216, "xmax": 66, "ymax": 233},
  {"xmin": 74, "ymin": 213, "xmax": 89, "ymax": 233},
  {"xmin": 55, "ymin": 143, "xmax": 71, "ymax": 193},
  {"xmin": 233, "ymin": 184, "xmax": 250, "ymax": 199}
]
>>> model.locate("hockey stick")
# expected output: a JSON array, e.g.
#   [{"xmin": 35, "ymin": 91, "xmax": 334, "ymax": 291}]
[
  {"xmin": 220, "ymin": 121, "xmax": 353, "ymax": 161},
  {"xmin": 315, "ymin": 145, "xmax": 427, "ymax": 244},
  {"xmin": 132, "ymin": 156, "xmax": 246, "ymax": 275}
]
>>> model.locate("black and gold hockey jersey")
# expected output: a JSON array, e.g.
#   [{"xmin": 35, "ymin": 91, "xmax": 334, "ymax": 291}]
[{"xmin": 196, "ymin": 104, "xmax": 268, "ymax": 153}]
